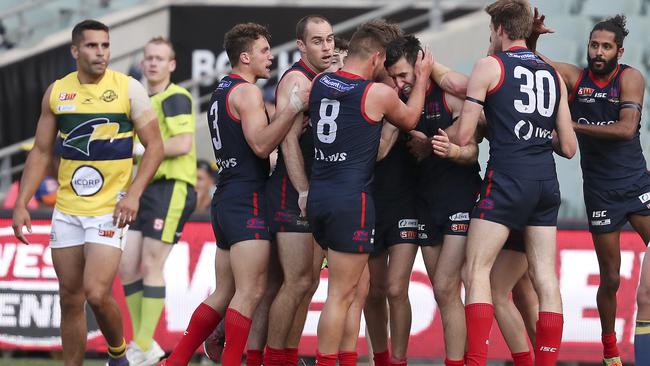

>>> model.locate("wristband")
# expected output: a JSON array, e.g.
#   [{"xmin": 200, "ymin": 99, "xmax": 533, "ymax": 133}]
[{"xmin": 465, "ymin": 96, "xmax": 485, "ymax": 106}]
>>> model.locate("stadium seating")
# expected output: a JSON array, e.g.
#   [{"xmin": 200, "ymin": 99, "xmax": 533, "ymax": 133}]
[{"xmin": 579, "ymin": 0, "xmax": 643, "ymax": 18}]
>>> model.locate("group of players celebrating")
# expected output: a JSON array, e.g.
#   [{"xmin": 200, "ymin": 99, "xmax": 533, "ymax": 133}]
[
  {"xmin": 160, "ymin": 0, "xmax": 650, "ymax": 364},
  {"xmin": 10, "ymin": 0, "xmax": 650, "ymax": 365}
]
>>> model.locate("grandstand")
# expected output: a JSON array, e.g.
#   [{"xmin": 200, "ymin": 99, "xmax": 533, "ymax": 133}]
[{"xmin": 1, "ymin": 0, "xmax": 649, "ymax": 365}]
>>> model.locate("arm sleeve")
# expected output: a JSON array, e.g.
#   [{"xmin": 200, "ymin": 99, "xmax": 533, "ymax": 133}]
[{"xmin": 161, "ymin": 92, "xmax": 195, "ymax": 135}]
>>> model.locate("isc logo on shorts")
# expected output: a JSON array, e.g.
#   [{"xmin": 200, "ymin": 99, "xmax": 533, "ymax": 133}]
[{"xmin": 398, "ymin": 219, "xmax": 418, "ymax": 228}]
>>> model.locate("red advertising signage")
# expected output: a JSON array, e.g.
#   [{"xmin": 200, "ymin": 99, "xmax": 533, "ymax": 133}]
[{"xmin": 0, "ymin": 219, "xmax": 645, "ymax": 362}]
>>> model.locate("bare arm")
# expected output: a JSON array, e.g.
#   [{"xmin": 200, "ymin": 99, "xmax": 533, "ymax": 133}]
[
  {"xmin": 163, "ymin": 132, "xmax": 193, "ymax": 157},
  {"xmin": 236, "ymin": 83, "xmax": 307, "ymax": 158},
  {"xmin": 552, "ymin": 72, "xmax": 577, "ymax": 158},
  {"xmin": 369, "ymin": 50, "xmax": 434, "ymax": 130},
  {"xmin": 455, "ymin": 56, "xmax": 500, "ymax": 146},
  {"xmin": 573, "ymin": 68, "xmax": 644, "ymax": 141},
  {"xmin": 277, "ymin": 72, "xmax": 310, "ymax": 196},
  {"xmin": 12, "ymin": 85, "xmax": 57, "ymax": 244},
  {"xmin": 431, "ymin": 60, "xmax": 469, "ymax": 97},
  {"xmin": 377, "ymin": 121, "xmax": 399, "ymax": 161}
]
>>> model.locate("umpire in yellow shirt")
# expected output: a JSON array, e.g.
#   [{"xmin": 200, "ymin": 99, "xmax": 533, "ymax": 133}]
[{"xmin": 119, "ymin": 37, "xmax": 197, "ymax": 366}]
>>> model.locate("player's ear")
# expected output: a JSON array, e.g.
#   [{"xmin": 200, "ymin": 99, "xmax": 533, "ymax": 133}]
[
  {"xmin": 297, "ymin": 39, "xmax": 307, "ymax": 54},
  {"xmin": 240, "ymin": 51, "xmax": 251, "ymax": 66},
  {"xmin": 70, "ymin": 44, "xmax": 79, "ymax": 60},
  {"xmin": 617, "ymin": 46, "xmax": 624, "ymax": 60},
  {"xmin": 169, "ymin": 59, "xmax": 177, "ymax": 73}
]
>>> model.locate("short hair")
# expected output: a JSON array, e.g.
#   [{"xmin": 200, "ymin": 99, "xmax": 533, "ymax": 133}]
[
  {"xmin": 146, "ymin": 36, "xmax": 176, "ymax": 60},
  {"xmin": 485, "ymin": 0, "xmax": 532, "ymax": 40},
  {"xmin": 296, "ymin": 15, "xmax": 331, "ymax": 41},
  {"xmin": 591, "ymin": 14, "xmax": 629, "ymax": 48},
  {"xmin": 72, "ymin": 19, "xmax": 109, "ymax": 45},
  {"xmin": 347, "ymin": 19, "xmax": 403, "ymax": 59},
  {"xmin": 334, "ymin": 36, "xmax": 349, "ymax": 51},
  {"xmin": 385, "ymin": 35, "xmax": 422, "ymax": 68},
  {"xmin": 223, "ymin": 23, "xmax": 271, "ymax": 67}
]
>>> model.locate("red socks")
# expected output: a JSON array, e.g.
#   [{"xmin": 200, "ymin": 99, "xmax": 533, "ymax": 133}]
[
  {"xmin": 390, "ymin": 356, "xmax": 407, "ymax": 366},
  {"xmin": 222, "ymin": 308, "xmax": 253, "ymax": 366},
  {"xmin": 602, "ymin": 332, "xmax": 619, "ymax": 359},
  {"xmin": 316, "ymin": 352, "xmax": 337, "ymax": 366},
  {"xmin": 338, "ymin": 351, "xmax": 357, "ymax": 366},
  {"xmin": 166, "ymin": 303, "xmax": 222, "ymax": 366},
  {"xmin": 374, "ymin": 350, "xmax": 391, "ymax": 366},
  {"xmin": 285, "ymin": 348, "xmax": 299, "ymax": 366},
  {"xmin": 512, "ymin": 351, "xmax": 533, "ymax": 366},
  {"xmin": 444, "ymin": 358, "xmax": 464, "ymax": 366},
  {"xmin": 246, "ymin": 349, "xmax": 263, "ymax": 366},
  {"xmin": 465, "ymin": 303, "xmax": 494, "ymax": 366},
  {"xmin": 263, "ymin": 346, "xmax": 285, "ymax": 366},
  {"xmin": 535, "ymin": 312, "xmax": 563, "ymax": 366}
]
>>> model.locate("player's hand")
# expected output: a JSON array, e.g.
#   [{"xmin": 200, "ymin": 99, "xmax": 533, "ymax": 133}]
[
  {"xmin": 289, "ymin": 83, "xmax": 311, "ymax": 113},
  {"xmin": 414, "ymin": 48, "xmax": 434, "ymax": 83},
  {"xmin": 531, "ymin": 7, "xmax": 554, "ymax": 36},
  {"xmin": 406, "ymin": 130, "xmax": 432, "ymax": 161},
  {"xmin": 298, "ymin": 191, "xmax": 308, "ymax": 217},
  {"xmin": 113, "ymin": 194, "xmax": 139, "ymax": 228},
  {"xmin": 432, "ymin": 128, "xmax": 460, "ymax": 159},
  {"xmin": 12, "ymin": 206, "xmax": 32, "ymax": 245}
]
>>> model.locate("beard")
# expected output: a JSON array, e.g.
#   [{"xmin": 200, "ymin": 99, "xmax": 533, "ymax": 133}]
[{"xmin": 587, "ymin": 54, "xmax": 618, "ymax": 76}]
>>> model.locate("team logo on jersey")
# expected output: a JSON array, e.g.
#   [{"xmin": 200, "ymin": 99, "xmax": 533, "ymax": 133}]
[
  {"xmin": 100, "ymin": 90, "xmax": 117, "ymax": 102},
  {"xmin": 577, "ymin": 87, "xmax": 594, "ymax": 97},
  {"xmin": 71, "ymin": 165, "xmax": 104, "ymax": 196},
  {"xmin": 514, "ymin": 120, "xmax": 533, "ymax": 140},
  {"xmin": 425, "ymin": 100, "xmax": 441, "ymax": 120},
  {"xmin": 62, "ymin": 118, "xmax": 120, "ymax": 156},
  {"xmin": 58, "ymin": 92, "xmax": 77, "ymax": 101}
]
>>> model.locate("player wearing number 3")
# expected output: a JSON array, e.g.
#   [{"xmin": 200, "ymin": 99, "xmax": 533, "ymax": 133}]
[
  {"xmin": 159, "ymin": 23, "xmax": 309, "ymax": 366},
  {"xmin": 451, "ymin": 1, "xmax": 576, "ymax": 366},
  {"xmin": 306, "ymin": 20, "xmax": 433, "ymax": 365}
]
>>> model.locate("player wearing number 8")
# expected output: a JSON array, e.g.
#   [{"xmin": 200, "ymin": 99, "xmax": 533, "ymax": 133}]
[
  {"xmin": 452, "ymin": 1, "xmax": 576, "ymax": 365},
  {"xmin": 306, "ymin": 20, "xmax": 433, "ymax": 365}
]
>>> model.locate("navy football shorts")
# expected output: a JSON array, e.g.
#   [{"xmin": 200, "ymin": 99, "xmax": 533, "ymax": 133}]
[
  {"xmin": 472, "ymin": 169, "xmax": 560, "ymax": 230},
  {"xmin": 308, "ymin": 192, "xmax": 376, "ymax": 254},
  {"xmin": 584, "ymin": 173, "xmax": 650, "ymax": 234},
  {"xmin": 211, "ymin": 190, "xmax": 271, "ymax": 249},
  {"xmin": 266, "ymin": 171, "xmax": 310, "ymax": 234}
]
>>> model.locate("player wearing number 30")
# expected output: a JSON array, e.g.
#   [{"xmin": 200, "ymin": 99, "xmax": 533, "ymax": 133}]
[
  {"xmin": 306, "ymin": 20, "xmax": 433, "ymax": 365},
  {"xmin": 452, "ymin": 1, "xmax": 576, "ymax": 366}
]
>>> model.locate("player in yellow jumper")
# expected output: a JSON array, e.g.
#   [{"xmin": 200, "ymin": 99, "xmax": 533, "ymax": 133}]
[
  {"xmin": 12, "ymin": 20, "xmax": 164, "ymax": 366},
  {"xmin": 119, "ymin": 36, "xmax": 197, "ymax": 366}
]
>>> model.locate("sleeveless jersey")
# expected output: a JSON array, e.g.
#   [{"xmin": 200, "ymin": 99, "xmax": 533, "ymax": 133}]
[
  {"xmin": 309, "ymin": 70, "xmax": 381, "ymax": 195},
  {"xmin": 51, "ymin": 69, "xmax": 134, "ymax": 216},
  {"xmin": 415, "ymin": 83, "xmax": 479, "ymax": 188},
  {"xmin": 273, "ymin": 59, "xmax": 317, "ymax": 179},
  {"xmin": 569, "ymin": 64, "xmax": 646, "ymax": 190},
  {"xmin": 148, "ymin": 83, "xmax": 196, "ymax": 186},
  {"xmin": 372, "ymin": 130, "xmax": 417, "ymax": 201},
  {"xmin": 484, "ymin": 47, "xmax": 561, "ymax": 180},
  {"xmin": 208, "ymin": 74, "xmax": 270, "ymax": 197}
]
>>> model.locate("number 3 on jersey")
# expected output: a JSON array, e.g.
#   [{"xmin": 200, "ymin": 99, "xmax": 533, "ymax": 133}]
[
  {"xmin": 513, "ymin": 66, "xmax": 556, "ymax": 117},
  {"xmin": 317, "ymin": 99, "xmax": 339, "ymax": 143},
  {"xmin": 209, "ymin": 100, "xmax": 222, "ymax": 150}
]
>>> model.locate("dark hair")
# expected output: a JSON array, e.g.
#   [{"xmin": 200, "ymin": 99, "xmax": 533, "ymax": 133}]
[
  {"xmin": 334, "ymin": 36, "xmax": 349, "ymax": 51},
  {"xmin": 385, "ymin": 35, "xmax": 422, "ymax": 68},
  {"xmin": 72, "ymin": 19, "xmax": 109, "ymax": 45},
  {"xmin": 485, "ymin": 0, "xmax": 532, "ymax": 40},
  {"xmin": 223, "ymin": 23, "xmax": 271, "ymax": 66},
  {"xmin": 591, "ymin": 14, "xmax": 629, "ymax": 48},
  {"xmin": 348, "ymin": 19, "xmax": 403, "ymax": 59},
  {"xmin": 296, "ymin": 15, "xmax": 331, "ymax": 41},
  {"xmin": 197, "ymin": 159, "xmax": 215, "ymax": 173}
]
